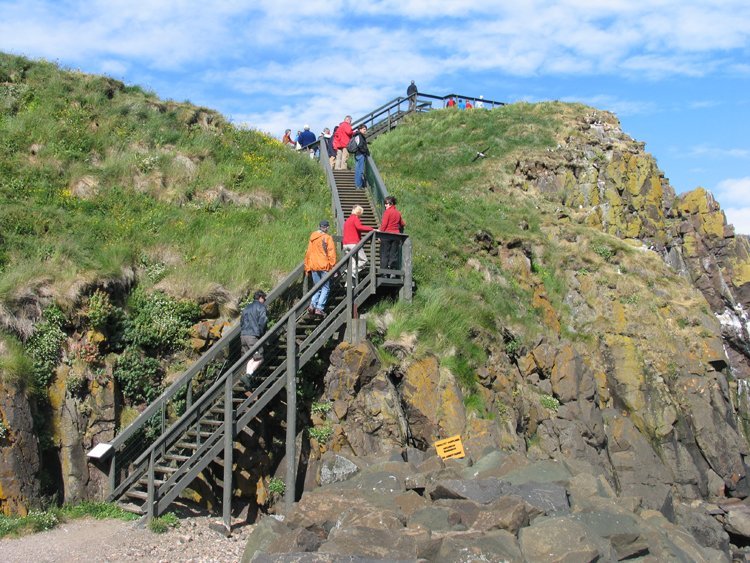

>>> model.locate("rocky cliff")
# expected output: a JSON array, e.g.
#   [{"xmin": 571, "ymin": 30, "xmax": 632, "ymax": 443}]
[{"xmin": 263, "ymin": 105, "xmax": 750, "ymax": 559}]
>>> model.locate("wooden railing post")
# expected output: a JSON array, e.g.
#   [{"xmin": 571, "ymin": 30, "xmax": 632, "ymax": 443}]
[
  {"xmin": 346, "ymin": 256, "xmax": 354, "ymax": 341},
  {"xmin": 147, "ymin": 450, "xmax": 156, "ymax": 520},
  {"xmin": 400, "ymin": 237, "xmax": 413, "ymax": 302},
  {"xmin": 108, "ymin": 453, "xmax": 116, "ymax": 496},
  {"xmin": 222, "ymin": 374, "xmax": 234, "ymax": 533},
  {"xmin": 284, "ymin": 315, "xmax": 297, "ymax": 511}
]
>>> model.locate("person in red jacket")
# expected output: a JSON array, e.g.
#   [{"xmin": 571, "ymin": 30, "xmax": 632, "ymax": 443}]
[
  {"xmin": 332, "ymin": 115, "xmax": 354, "ymax": 170},
  {"xmin": 378, "ymin": 195, "xmax": 406, "ymax": 276},
  {"xmin": 342, "ymin": 205, "xmax": 374, "ymax": 283}
]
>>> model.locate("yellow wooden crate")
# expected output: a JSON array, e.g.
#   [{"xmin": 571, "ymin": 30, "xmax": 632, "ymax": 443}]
[{"xmin": 434, "ymin": 435, "xmax": 465, "ymax": 460}]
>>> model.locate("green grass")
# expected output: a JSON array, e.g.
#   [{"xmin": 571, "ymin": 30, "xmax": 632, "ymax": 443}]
[
  {"xmin": 0, "ymin": 53, "xmax": 330, "ymax": 304},
  {"xmin": 369, "ymin": 103, "xmax": 572, "ymax": 390},
  {"xmin": 0, "ymin": 501, "xmax": 138, "ymax": 539}
]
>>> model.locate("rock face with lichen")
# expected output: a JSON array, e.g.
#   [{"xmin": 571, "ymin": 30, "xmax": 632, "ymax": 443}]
[
  {"xmin": 0, "ymin": 379, "xmax": 40, "ymax": 515},
  {"xmin": 513, "ymin": 109, "xmax": 750, "ymax": 382}
]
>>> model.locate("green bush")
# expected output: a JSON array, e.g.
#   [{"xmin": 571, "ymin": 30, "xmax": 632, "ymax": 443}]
[
  {"xmin": 308, "ymin": 425, "xmax": 333, "ymax": 444},
  {"xmin": 123, "ymin": 288, "xmax": 200, "ymax": 353},
  {"xmin": 86, "ymin": 290, "xmax": 115, "ymax": 331},
  {"xmin": 311, "ymin": 401, "xmax": 332, "ymax": 415},
  {"xmin": 26, "ymin": 305, "xmax": 66, "ymax": 389},
  {"xmin": 592, "ymin": 243, "xmax": 615, "ymax": 262},
  {"xmin": 540, "ymin": 394, "xmax": 560, "ymax": 411},
  {"xmin": 268, "ymin": 477, "xmax": 286, "ymax": 496},
  {"xmin": 113, "ymin": 346, "xmax": 163, "ymax": 404}
]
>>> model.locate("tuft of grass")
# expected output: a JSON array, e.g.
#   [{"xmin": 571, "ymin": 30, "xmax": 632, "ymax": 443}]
[
  {"xmin": 148, "ymin": 512, "xmax": 180, "ymax": 534},
  {"xmin": 0, "ymin": 335, "xmax": 35, "ymax": 391}
]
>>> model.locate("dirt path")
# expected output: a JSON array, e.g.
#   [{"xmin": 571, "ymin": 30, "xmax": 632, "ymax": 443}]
[{"xmin": 0, "ymin": 514, "xmax": 254, "ymax": 563}]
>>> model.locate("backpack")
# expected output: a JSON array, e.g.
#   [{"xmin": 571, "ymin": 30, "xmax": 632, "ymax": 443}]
[{"xmin": 346, "ymin": 135, "xmax": 359, "ymax": 153}]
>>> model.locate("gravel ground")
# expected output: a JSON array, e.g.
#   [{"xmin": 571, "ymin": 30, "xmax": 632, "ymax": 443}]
[{"xmin": 0, "ymin": 510, "xmax": 255, "ymax": 563}]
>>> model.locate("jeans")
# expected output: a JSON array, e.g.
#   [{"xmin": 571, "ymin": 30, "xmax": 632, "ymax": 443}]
[
  {"xmin": 354, "ymin": 153, "xmax": 365, "ymax": 188},
  {"xmin": 310, "ymin": 271, "xmax": 331, "ymax": 311}
]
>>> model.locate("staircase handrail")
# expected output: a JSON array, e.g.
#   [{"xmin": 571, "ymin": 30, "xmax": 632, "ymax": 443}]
[
  {"xmin": 364, "ymin": 156, "xmax": 389, "ymax": 220},
  {"xmin": 127, "ymin": 230, "xmax": 383, "ymax": 471},
  {"xmin": 101, "ymin": 262, "xmax": 305, "ymax": 473},
  {"xmin": 440, "ymin": 93, "xmax": 505, "ymax": 108},
  {"xmin": 352, "ymin": 97, "xmax": 406, "ymax": 128},
  {"xmin": 319, "ymin": 141, "xmax": 346, "ymax": 234},
  {"xmin": 140, "ymin": 230, "xmax": 394, "ymax": 517}
]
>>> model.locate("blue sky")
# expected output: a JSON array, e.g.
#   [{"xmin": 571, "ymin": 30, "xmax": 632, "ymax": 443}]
[{"xmin": 1, "ymin": 0, "xmax": 749, "ymax": 233}]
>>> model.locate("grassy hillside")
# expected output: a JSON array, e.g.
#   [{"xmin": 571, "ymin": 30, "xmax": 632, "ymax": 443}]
[
  {"xmin": 368, "ymin": 104, "xmax": 569, "ymax": 386},
  {"xmin": 0, "ymin": 53, "xmax": 329, "ymax": 315}
]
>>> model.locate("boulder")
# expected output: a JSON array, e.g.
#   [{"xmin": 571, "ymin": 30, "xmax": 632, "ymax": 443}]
[
  {"xmin": 318, "ymin": 454, "xmax": 359, "ymax": 486},
  {"xmin": 435, "ymin": 530, "xmax": 523, "ymax": 563},
  {"xmin": 519, "ymin": 517, "xmax": 609, "ymax": 562}
]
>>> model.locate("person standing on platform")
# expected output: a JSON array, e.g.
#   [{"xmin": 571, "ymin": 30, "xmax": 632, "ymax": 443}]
[
  {"xmin": 378, "ymin": 195, "xmax": 406, "ymax": 276},
  {"xmin": 407, "ymin": 80, "xmax": 418, "ymax": 111}
]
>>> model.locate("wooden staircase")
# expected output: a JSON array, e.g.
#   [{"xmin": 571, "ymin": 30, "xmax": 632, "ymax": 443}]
[
  {"xmin": 333, "ymin": 169, "xmax": 378, "ymax": 229},
  {"xmin": 93, "ymin": 97, "xmax": 419, "ymax": 531}
]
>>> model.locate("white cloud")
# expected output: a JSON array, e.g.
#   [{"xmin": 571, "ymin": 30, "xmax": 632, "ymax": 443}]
[
  {"xmin": 724, "ymin": 207, "xmax": 750, "ymax": 236},
  {"xmin": 715, "ymin": 177, "xmax": 750, "ymax": 206},
  {"xmin": 689, "ymin": 145, "xmax": 750, "ymax": 159},
  {"xmin": 711, "ymin": 178, "xmax": 750, "ymax": 234}
]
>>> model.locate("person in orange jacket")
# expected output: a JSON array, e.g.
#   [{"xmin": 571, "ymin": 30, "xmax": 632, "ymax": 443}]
[{"xmin": 304, "ymin": 220, "xmax": 337, "ymax": 317}]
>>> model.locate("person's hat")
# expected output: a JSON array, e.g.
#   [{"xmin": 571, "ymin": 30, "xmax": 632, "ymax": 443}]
[
  {"xmin": 304, "ymin": 124, "xmax": 310, "ymax": 130},
  {"xmin": 254, "ymin": 290, "xmax": 267, "ymax": 300},
  {"xmin": 319, "ymin": 220, "xmax": 330, "ymax": 228}
]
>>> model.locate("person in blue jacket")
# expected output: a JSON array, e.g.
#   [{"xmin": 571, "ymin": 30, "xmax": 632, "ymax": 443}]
[{"xmin": 297, "ymin": 125, "xmax": 317, "ymax": 158}]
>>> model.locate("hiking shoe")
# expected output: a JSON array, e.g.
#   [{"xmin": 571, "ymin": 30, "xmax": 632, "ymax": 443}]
[
  {"xmin": 307, "ymin": 306, "xmax": 315, "ymax": 315},
  {"xmin": 314, "ymin": 309, "xmax": 327, "ymax": 317}
]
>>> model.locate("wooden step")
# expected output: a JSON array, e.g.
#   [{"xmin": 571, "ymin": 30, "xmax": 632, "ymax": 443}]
[
  {"xmin": 124, "ymin": 489, "xmax": 148, "ymax": 501},
  {"xmin": 163, "ymin": 453, "xmax": 190, "ymax": 462},
  {"xmin": 154, "ymin": 465, "xmax": 178, "ymax": 474},
  {"xmin": 186, "ymin": 429, "xmax": 213, "ymax": 439},
  {"xmin": 138, "ymin": 477, "xmax": 165, "ymax": 487},
  {"xmin": 117, "ymin": 501, "xmax": 145, "ymax": 514},
  {"xmin": 174, "ymin": 441, "xmax": 199, "ymax": 450}
]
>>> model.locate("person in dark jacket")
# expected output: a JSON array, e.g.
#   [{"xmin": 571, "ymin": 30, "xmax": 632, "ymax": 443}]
[
  {"xmin": 297, "ymin": 125, "xmax": 316, "ymax": 158},
  {"xmin": 352, "ymin": 124, "xmax": 370, "ymax": 189},
  {"xmin": 407, "ymin": 80, "xmax": 418, "ymax": 110},
  {"xmin": 240, "ymin": 290, "xmax": 268, "ymax": 389}
]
